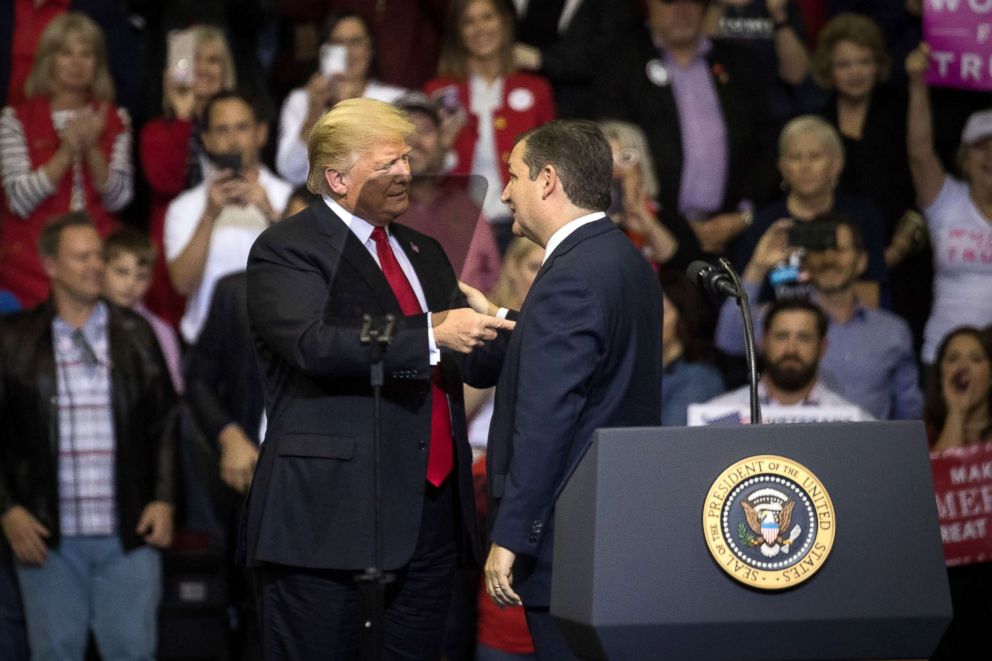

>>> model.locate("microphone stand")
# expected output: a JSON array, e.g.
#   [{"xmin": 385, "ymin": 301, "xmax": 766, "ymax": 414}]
[
  {"xmin": 357, "ymin": 313, "xmax": 397, "ymax": 661},
  {"xmin": 718, "ymin": 258, "xmax": 762, "ymax": 425}
]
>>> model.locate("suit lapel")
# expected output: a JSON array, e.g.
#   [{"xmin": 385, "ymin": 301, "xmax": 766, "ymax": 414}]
[
  {"xmin": 391, "ymin": 223, "xmax": 457, "ymax": 312},
  {"xmin": 312, "ymin": 200, "xmax": 404, "ymax": 315}
]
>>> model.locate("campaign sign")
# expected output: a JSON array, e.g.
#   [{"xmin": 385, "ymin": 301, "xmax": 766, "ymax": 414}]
[
  {"xmin": 930, "ymin": 442, "xmax": 992, "ymax": 566},
  {"xmin": 687, "ymin": 404, "xmax": 867, "ymax": 427},
  {"xmin": 923, "ymin": 0, "xmax": 992, "ymax": 91}
]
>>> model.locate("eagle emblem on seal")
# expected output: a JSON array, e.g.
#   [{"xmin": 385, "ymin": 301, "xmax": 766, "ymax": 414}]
[{"xmin": 740, "ymin": 488, "xmax": 803, "ymax": 558}]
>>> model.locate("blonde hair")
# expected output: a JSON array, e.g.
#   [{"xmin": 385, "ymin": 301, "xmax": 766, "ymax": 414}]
[
  {"xmin": 778, "ymin": 115, "xmax": 845, "ymax": 163},
  {"xmin": 25, "ymin": 12, "xmax": 115, "ymax": 102},
  {"xmin": 598, "ymin": 120, "xmax": 660, "ymax": 200},
  {"xmin": 811, "ymin": 13, "xmax": 890, "ymax": 90},
  {"xmin": 306, "ymin": 98, "xmax": 414, "ymax": 196},
  {"xmin": 163, "ymin": 25, "xmax": 237, "ymax": 116}
]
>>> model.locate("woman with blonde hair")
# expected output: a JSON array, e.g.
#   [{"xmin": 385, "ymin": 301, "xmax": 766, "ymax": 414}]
[
  {"xmin": 0, "ymin": 12, "xmax": 132, "ymax": 307},
  {"xmin": 731, "ymin": 115, "xmax": 889, "ymax": 305},
  {"xmin": 598, "ymin": 120, "xmax": 678, "ymax": 266},
  {"xmin": 425, "ymin": 0, "xmax": 555, "ymax": 251},
  {"xmin": 139, "ymin": 25, "xmax": 237, "ymax": 326}
]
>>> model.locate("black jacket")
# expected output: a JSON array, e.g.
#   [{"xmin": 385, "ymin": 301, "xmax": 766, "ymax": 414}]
[{"xmin": 0, "ymin": 301, "xmax": 177, "ymax": 550}]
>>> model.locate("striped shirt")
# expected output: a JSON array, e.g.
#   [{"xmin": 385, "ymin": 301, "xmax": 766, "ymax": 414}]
[
  {"xmin": 0, "ymin": 105, "xmax": 133, "ymax": 218},
  {"xmin": 53, "ymin": 302, "xmax": 117, "ymax": 537}
]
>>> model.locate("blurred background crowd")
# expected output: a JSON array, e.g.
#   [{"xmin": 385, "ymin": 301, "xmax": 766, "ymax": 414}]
[{"xmin": 0, "ymin": 0, "xmax": 990, "ymax": 659}]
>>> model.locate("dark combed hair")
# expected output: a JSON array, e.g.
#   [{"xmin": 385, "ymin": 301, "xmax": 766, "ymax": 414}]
[
  {"xmin": 762, "ymin": 298, "xmax": 830, "ymax": 341},
  {"xmin": 658, "ymin": 267, "xmax": 718, "ymax": 364},
  {"xmin": 925, "ymin": 326, "xmax": 992, "ymax": 440},
  {"xmin": 104, "ymin": 227, "xmax": 157, "ymax": 267},
  {"xmin": 203, "ymin": 89, "xmax": 265, "ymax": 128},
  {"xmin": 518, "ymin": 120, "xmax": 613, "ymax": 212},
  {"xmin": 38, "ymin": 211, "xmax": 96, "ymax": 258},
  {"xmin": 811, "ymin": 210, "xmax": 864, "ymax": 252}
]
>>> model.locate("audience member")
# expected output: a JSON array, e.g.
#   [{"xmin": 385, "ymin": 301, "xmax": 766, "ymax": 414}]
[
  {"xmin": 925, "ymin": 325, "xmax": 992, "ymax": 661},
  {"xmin": 140, "ymin": 25, "xmax": 237, "ymax": 328},
  {"xmin": 659, "ymin": 269, "xmax": 724, "ymax": 426},
  {"xmin": 0, "ymin": 12, "xmax": 132, "ymax": 308},
  {"xmin": 732, "ymin": 115, "xmax": 888, "ymax": 306},
  {"xmin": 102, "ymin": 228, "xmax": 183, "ymax": 393},
  {"xmin": 906, "ymin": 45, "xmax": 992, "ymax": 368},
  {"xmin": 0, "ymin": 212, "xmax": 176, "ymax": 660},
  {"xmin": 426, "ymin": 0, "xmax": 556, "ymax": 252},
  {"xmin": 511, "ymin": 0, "xmax": 639, "ymax": 118},
  {"xmin": 276, "ymin": 12, "xmax": 405, "ymax": 185},
  {"xmin": 395, "ymin": 91, "xmax": 502, "ymax": 292},
  {"xmin": 165, "ymin": 90, "xmax": 292, "ymax": 343},
  {"xmin": 704, "ymin": 298, "xmax": 874, "ymax": 420},
  {"xmin": 705, "ymin": 0, "xmax": 814, "ymax": 120},
  {"xmin": 596, "ymin": 0, "xmax": 778, "ymax": 261},
  {"xmin": 718, "ymin": 213, "xmax": 921, "ymax": 420},
  {"xmin": 927, "ymin": 327, "xmax": 992, "ymax": 450},
  {"xmin": 599, "ymin": 120, "xmax": 680, "ymax": 266}
]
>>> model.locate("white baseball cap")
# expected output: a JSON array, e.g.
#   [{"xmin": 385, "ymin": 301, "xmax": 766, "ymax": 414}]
[{"xmin": 961, "ymin": 109, "xmax": 992, "ymax": 146}]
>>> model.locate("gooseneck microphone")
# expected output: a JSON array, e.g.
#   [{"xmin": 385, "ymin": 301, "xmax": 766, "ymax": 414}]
[{"xmin": 686, "ymin": 260, "xmax": 739, "ymax": 299}]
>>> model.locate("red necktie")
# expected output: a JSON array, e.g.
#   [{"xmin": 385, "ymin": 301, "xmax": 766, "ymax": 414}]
[{"xmin": 371, "ymin": 227, "xmax": 453, "ymax": 486}]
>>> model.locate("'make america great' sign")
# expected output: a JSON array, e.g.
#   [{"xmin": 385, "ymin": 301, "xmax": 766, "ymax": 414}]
[
  {"xmin": 931, "ymin": 442, "xmax": 992, "ymax": 566},
  {"xmin": 924, "ymin": 0, "xmax": 992, "ymax": 91}
]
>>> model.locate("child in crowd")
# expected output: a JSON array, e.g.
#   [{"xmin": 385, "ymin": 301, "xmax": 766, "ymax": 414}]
[{"xmin": 102, "ymin": 229, "xmax": 184, "ymax": 393}]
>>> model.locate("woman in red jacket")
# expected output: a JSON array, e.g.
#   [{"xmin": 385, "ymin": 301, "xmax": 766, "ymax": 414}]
[
  {"xmin": 139, "ymin": 25, "xmax": 235, "ymax": 327},
  {"xmin": 425, "ymin": 0, "xmax": 555, "ymax": 252},
  {"xmin": 0, "ymin": 12, "xmax": 132, "ymax": 307}
]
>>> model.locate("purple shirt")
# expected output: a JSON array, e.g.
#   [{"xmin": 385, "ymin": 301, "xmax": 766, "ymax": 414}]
[
  {"xmin": 136, "ymin": 302, "xmax": 184, "ymax": 394},
  {"xmin": 660, "ymin": 37, "xmax": 729, "ymax": 218}
]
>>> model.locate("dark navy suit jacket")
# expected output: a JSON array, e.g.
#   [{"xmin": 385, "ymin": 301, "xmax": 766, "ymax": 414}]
[{"xmin": 486, "ymin": 217, "xmax": 663, "ymax": 606}]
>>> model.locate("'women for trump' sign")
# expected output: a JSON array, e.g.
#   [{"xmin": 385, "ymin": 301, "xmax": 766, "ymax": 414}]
[{"xmin": 924, "ymin": 0, "xmax": 992, "ymax": 91}]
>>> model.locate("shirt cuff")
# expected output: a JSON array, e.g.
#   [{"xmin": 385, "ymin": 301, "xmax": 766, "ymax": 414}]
[
  {"xmin": 427, "ymin": 312, "xmax": 440, "ymax": 365},
  {"xmin": 496, "ymin": 307, "xmax": 509, "ymax": 319}
]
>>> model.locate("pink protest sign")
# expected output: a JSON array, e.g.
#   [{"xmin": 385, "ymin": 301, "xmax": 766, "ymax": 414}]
[{"xmin": 923, "ymin": 0, "xmax": 992, "ymax": 91}]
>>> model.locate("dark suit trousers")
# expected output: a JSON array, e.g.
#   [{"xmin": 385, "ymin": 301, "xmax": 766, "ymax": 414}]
[
  {"xmin": 524, "ymin": 608, "xmax": 578, "ymax": 661},
  {"xmin": 254, "ymin": 479, "xmax": 458, "ymax": 660}
]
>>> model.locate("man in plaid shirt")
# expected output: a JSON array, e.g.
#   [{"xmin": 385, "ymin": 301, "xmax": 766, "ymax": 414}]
[{"xmin": 0, "ymin": 212, "xmax": 176, "ymax": 660}]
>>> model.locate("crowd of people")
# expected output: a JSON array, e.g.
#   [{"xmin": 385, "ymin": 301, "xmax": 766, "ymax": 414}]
[{"xmin": 0, "ymin": 0, "xmax": 990, "ymax": 659}]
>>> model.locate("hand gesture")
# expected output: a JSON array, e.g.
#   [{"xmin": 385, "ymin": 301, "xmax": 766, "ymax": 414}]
[
  {"xmin": 205, "ymin": 172, "xmax": 241, "ymax": 215},
  {"xmin": 1, "ymin": 505, "xmax": 50, "ymax": 566},
  {"xmin": 433, "ymin": 308, "xmax": 514, "ymax": 353},
  {"xmin": 164, "ymin": 72, "xmax": 196, "ymax": 121},
  {"xmin": 135, "ymin": 501, "xmax": 174, "ymax": 549},
  {"xmin": 906, "ymin": 43, "xmax": 930, "ymax": 81},
  {"xmin": 305, "ymin": 72, "xmax": 335, "ymax": 113},
  {"xmin": 458, "ymin": 281, "xmax": 499, "ymax": 316},
  {"xmin": 744, "ymin": 218, "xmax": 792, "ymax": 282},
  {"xmin": 219, "ymin": 424, "xmax": 259, "ymax": 494}
]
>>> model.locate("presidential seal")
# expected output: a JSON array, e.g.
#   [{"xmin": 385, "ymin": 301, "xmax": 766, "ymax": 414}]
[{"xmin": 703, "ymin": 455, "xmax": 835, "ymax": 590}]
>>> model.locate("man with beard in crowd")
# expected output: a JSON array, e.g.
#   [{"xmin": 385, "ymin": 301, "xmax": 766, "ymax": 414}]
[
  {"xmin": 714, "ymin": 213, "xmax": 920, "ymax": 420},
  {"xmin": 705, "ymin": 297, "xmax": 873, "ymax": 419}
]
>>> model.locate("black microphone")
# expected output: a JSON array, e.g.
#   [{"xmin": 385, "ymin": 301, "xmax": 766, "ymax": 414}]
[{"xmin": 686, "ymin": 260, "xmax": 739, "ymax": 299}]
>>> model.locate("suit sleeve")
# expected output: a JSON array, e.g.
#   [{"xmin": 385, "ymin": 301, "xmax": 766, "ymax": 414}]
[
  {"xmin": 489, "ymin": 272, "xmax": 605, "ymax": 556},
  {"xmin": 246, "ymin": 230, "xmax": 432, "ymax": 380},
  {"xmin": 185, "ymin": 280, "xmax": 238, "ymax": 445}
]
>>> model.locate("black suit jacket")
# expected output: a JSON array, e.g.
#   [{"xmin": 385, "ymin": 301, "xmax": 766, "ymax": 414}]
[
  {"xmin": 486, "ymin": 218, "xmax": 662, "ymax": 606},
  {"xmin": 596, "ymin": 32, "xmax": 779, "ymax": 264},
  {"xmin": 185, "ymin": 272, "xmax": 264, "ymax": 447},
  {"xmin": 239, "ymin": 200, "xmax": 504, "ymax": 571}
]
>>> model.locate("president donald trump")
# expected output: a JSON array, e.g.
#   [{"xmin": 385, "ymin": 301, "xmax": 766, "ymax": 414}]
[{"xmin": 240, "ymin": 98, "xmax": 511, "ymax": 659}]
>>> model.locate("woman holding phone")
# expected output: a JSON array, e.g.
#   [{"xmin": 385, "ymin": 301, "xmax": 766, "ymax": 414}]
[
  {"xmin": 425, "ymin": 0, "xmax": 556, "ymax": 252},
  {"xmin": 276, "ymin": 12, "xmax": 405, "ymax": 185},
  {"xmin": 139, "ymin": 25, "xmax": 236, "ymax": 326},
  {"xmin": 0, "ymin": 12, "xmax": 132, "ymax": 307}
]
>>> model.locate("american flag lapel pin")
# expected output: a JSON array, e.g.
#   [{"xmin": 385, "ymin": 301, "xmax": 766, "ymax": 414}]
[{"xmin": 410, "ymin": 242, "xmax": 420, "ymax": 254}]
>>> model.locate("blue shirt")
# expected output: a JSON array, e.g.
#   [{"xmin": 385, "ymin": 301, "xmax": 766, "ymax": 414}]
[
  {"xmin": 662, "ymin": 358, "xmax": 726, "ymax": 427},
  {"xmin": 714, "ymin": 281, "xmax": 922, "ymax": 421}
]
